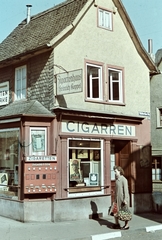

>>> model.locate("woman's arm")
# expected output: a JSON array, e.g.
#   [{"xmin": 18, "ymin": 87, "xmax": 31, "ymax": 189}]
[{"xmin": 123, "ymin": 177, "xmax": 129, "ymax": 204}]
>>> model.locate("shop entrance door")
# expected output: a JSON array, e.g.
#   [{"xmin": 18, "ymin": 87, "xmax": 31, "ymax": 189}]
[{"xmin": 111, "ymin": 140, "xmax": 131, "ymax": 206}]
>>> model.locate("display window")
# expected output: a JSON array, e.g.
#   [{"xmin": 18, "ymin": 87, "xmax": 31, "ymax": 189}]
[
  {"xmin": 68, "ymin": 139, "xmax": 104, "ymax": 196},
  {"xmin": 0, "ymin": 128, "xmax": 19, "ymax": 199},
  {"xmin": 30, "ymin": 127, "xmax": 47, "ymax": 155}
]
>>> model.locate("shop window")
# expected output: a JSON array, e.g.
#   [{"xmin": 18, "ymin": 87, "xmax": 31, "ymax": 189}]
[
  {"xmin": 15, "ymin": 65, "xmax": 26, "ymax": 101},
  {"xmin": 98, "ymin": 8, "xmax": 112, "ymax": 31},
  {"xmin": 30, "ymin": 127, "xmax": 47, "ymax": 155},
  {"xmin": 86, "ymin": 63, "xmax": 103, "ymax": 100},
  {"xmin": 0, "ymin": 129, "xmax": 19, "ymax": 198},
  {"xmin": 108, "ymin": 67, "xmax": 123, "ymax": 103},
  {"xmin": 68, "ymin": 139, "xmax": 103, "ymax": 192},
  {"xmin": 152, "ymin": 157, "xmax": 162, "ymax": 181}
]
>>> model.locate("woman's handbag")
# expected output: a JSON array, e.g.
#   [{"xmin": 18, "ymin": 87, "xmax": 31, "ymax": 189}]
[
  {"xmin": 108, "ymin": 202, "xmax": 118, "ymax": 216},
  {"xmin": 117, "ymin": 203, "xmax": 132, "ymax": 221}
]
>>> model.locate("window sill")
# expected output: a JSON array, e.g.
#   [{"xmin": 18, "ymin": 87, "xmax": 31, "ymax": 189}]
[
  {"xmin": 65, "ymin": 185, "xmax": 109, "ymax": 193},
  {"xmin": 85, "ymin": 98, "xmax": 125, "ymax": 106},
  {"xmin": 153, "ymin": 180, "xmax": 162, "ymax": 183}
]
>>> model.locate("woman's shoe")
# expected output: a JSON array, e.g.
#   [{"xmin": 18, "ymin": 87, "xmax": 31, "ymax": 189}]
[{"xmin": 121, "ymin": 226, "xmax": 129, "ymax": 230}]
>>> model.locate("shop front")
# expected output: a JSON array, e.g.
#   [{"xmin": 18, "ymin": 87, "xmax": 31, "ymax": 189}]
[
  {"xmin": 0, "ymin": 106, "xmax": 152, "ymax": 222},
  {"xmin": 53, "ymin": 108, "xmax": 153, "ymax": 221}
]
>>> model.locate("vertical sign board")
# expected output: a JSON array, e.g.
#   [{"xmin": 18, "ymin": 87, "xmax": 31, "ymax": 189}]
[
  {"xmin": 56, "ymin": 69, "xmax": 82, "ymax": 95},
  {"xmin": 0, "ymin": 81, "xmax": 9, "ymax": 106}
]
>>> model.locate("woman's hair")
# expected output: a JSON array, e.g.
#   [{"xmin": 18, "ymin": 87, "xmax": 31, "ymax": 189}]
[{"xmin": 113, "ymin": 165, "xmax": 124, "ymax": 175}]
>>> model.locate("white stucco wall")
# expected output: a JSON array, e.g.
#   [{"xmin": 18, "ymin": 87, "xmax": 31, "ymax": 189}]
[{"xmin": 53, "ymin": 0, "xmax": 150, "ymax": 118}]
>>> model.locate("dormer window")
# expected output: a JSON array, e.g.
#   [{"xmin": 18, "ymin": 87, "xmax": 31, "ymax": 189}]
[
  {"xmin": 15, "ymin": 65, "xmax": 27, "ymax": 101},
  {"xmin": 98, "ymin": 8, "xmax": 112, "ymax": 30}
]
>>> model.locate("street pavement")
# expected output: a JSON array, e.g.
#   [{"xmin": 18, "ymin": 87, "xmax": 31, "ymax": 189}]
[{"xmin": 0, "ymin": 212, "xmax": 162, "ymax": 240}]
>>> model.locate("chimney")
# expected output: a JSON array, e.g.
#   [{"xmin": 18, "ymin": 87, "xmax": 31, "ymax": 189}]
[
  {"xmin": 26, "ymin": 4, "xmax": 32, "ymax": 24},
  {"xmin": 148, "ymin": 39, "xmax": 155, "ymax": 61}
]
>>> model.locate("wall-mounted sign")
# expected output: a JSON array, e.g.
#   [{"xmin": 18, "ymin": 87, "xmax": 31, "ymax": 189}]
[
  {"xmin": 0, "ymin": 81, "xmax": 9, "ymax": 106},
  {"xmin": 26, "ymin": 155, "xmax": 57, "ymax": 162},
  {"xmin": 62, "ymin": 120, "xmax": 136, "ymax": 137},
  {"xmin": 56, "ymin": 69, "xmax": 82, "ymax": 95}
]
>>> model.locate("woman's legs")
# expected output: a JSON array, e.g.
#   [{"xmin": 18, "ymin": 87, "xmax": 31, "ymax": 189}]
[
  {"xmin": 121, "ymin": 220, "xmax": 129, "ymax": 229},
  {"xmin": 114, "ymin": 216, "xmax": 120, "ymax": 225}
]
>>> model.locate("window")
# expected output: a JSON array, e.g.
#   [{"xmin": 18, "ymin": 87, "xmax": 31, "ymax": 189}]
[
  {"xmin": 152, "ymin": 157, "xmax": 161, "ymax": 180},
  {"xmin": 30, "ymin": 127, "xmax": 47, "ymax": 156},
  {"xmin": 157, "ymin": 108, "xmax": 162, "ymax": 127},
  {"xmin": 86, "ymin": 63, "xmax": 103, "ymax": 100},
  {"xmin": 108, "ymin": 68, "xmax": 123, "ymax": 103},
  {"xmin": 0, "ymin": 128, "xmax": 19, "ymax": 198},
  {"xmin": 15, "ymin": 65, "xmax": 26, "ymax": 100},
  {"xmin": 68, "ymin": 139, "xmax": 103, "ymax": 195},
  {"xmin": 98, "ymin": 8, "xmax": 112, "ymax": 30},
  {"xmin": 110, "ymin": 145, "xmax": 115, "ymax": 180}
]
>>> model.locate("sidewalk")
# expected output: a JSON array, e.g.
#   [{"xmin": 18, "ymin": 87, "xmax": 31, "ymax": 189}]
[{"xmin": 0, "ymin": 212, "xmax": 162, "ymax": 240}]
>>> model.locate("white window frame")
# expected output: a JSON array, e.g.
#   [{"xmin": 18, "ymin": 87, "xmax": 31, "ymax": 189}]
[
  {"xmin": 86, "ymin": 63, "xmax": 103, "ymax": 100},
  {"xmin": 98, "ymin": 8, "xmax": 112, "ymax": 30},
  {"xmin": 156, "ymin": 107, "xmax": 162, "ymax": 127},
  {"xmin": 30, "ymin": 127, "xmax": 47, "ymax": 156},
  {"xmin": 152, "ymin": 157, "xmax": 162, "ymax": 181},
  {"xmin": 15, "ymin": 65, "xmax": 27, "ymax": 101},
  {"xmin": 108, "ymin": 67, "xmax": 123, "ymax": 103},
  {"xmin": 68, "ymin": 138, "xmax": 104, "ymax": 198}
]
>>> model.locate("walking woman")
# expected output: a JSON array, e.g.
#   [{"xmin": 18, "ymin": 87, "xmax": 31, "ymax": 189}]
[{"xmin": 112, "ymin": 165, "xmax": 130, "ymax": 230}]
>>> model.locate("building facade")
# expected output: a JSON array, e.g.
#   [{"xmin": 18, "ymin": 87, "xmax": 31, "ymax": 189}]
[
  {"xmin": 151, "ymin": 49, "xmax": 162, "ymax": 192},
  {"xmin": 0, "ymin": 0, "xmax": 158, "ymax": 222}
]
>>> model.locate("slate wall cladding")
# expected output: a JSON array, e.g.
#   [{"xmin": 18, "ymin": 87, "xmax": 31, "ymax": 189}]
[
  {"xmin": 0, "ymin": 50, "xmax": 54, "ymax": 111},
  {"xmin": 0, "ymin": 66, "xmax": 14, "ymax": 109},
  {"xmin": 27, "ymin": 50, "xmax": 54, "ymax": 110}
]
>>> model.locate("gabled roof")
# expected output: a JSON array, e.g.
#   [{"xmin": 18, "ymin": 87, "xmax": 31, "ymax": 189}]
[
  {"xmin": 0, "ymin": 0, "xmax": 91, "ymax": 65},
  {"xmin": 0, "ymin": 0, "xmax": 159, "ymax": 74},
  {"xmin": 112, "ymin": 0, "xmax": 159, "ymax": 75},
  {"xmin": 0, "ymin": 100, "xmax": 54, "ymax": 118}
]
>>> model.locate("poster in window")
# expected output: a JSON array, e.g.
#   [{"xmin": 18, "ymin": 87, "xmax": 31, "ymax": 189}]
[
  {"xmin": 94, "ymin": 150, "xmax": 100, "ymax": 160},
  {"xmin": 89, "ymin": 173, "xmax": 98, "ymax": 186},
  {"xmin": 70, "ymin": 159, "xmax": 81, "ymax": 181},
  {"xmin": 31, "ymin": 130, "xmax": 45, "ymax": 152},
  {"xmin": 77, "ymin": 149, "xmax": 88, "ymax": 159},
  {"xmin": 0, "ymin": 173, "xmax": 8, "ymax": 186}
]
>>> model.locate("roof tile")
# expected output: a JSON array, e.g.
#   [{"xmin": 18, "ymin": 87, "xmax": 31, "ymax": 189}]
[{"xmin": 0, "ymin": 0, "xmax": 87, "ymax": 62}]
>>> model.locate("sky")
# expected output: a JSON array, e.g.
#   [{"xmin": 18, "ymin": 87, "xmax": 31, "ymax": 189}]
[{"xmin": 0, "ymin": 0, "xmax": 162, "ymax": 54}]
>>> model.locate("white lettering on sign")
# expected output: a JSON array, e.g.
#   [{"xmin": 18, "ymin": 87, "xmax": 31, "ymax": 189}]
[
  {"xmin": 57, "ymin": 69, "xmax": 82, "ymax": 95},
  {"xmin": 62, "ymin": 121, "xmax": 135, "ymax": 137},
  {"xmin": 0, "ymin": 81, "xmax": 9, "ymax": 106}
]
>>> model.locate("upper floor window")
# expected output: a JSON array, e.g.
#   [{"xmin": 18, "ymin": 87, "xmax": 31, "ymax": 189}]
[
  {"xmin": 15, "ymin": 65, "xmax": 26, "ymax": 100},
  {"xmin": 98, "ymin": 8, "xmax": 112, "ymax": 30},
  {"xmin": 86, "ymin": 63, "xmax": 103, "ymax": 100},
  {"xmin": 108, "ymin": 68, "xmax": 123, "ymax": 103}
]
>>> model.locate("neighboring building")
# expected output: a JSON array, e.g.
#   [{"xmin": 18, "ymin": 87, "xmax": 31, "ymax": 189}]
[
  {"xmin": 0, "ymin": 0, "xmax": 158, "ymax": 222},
  {"xmin": 151, "ymin": 49, "xmax": 162, "ymax": 191}
]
